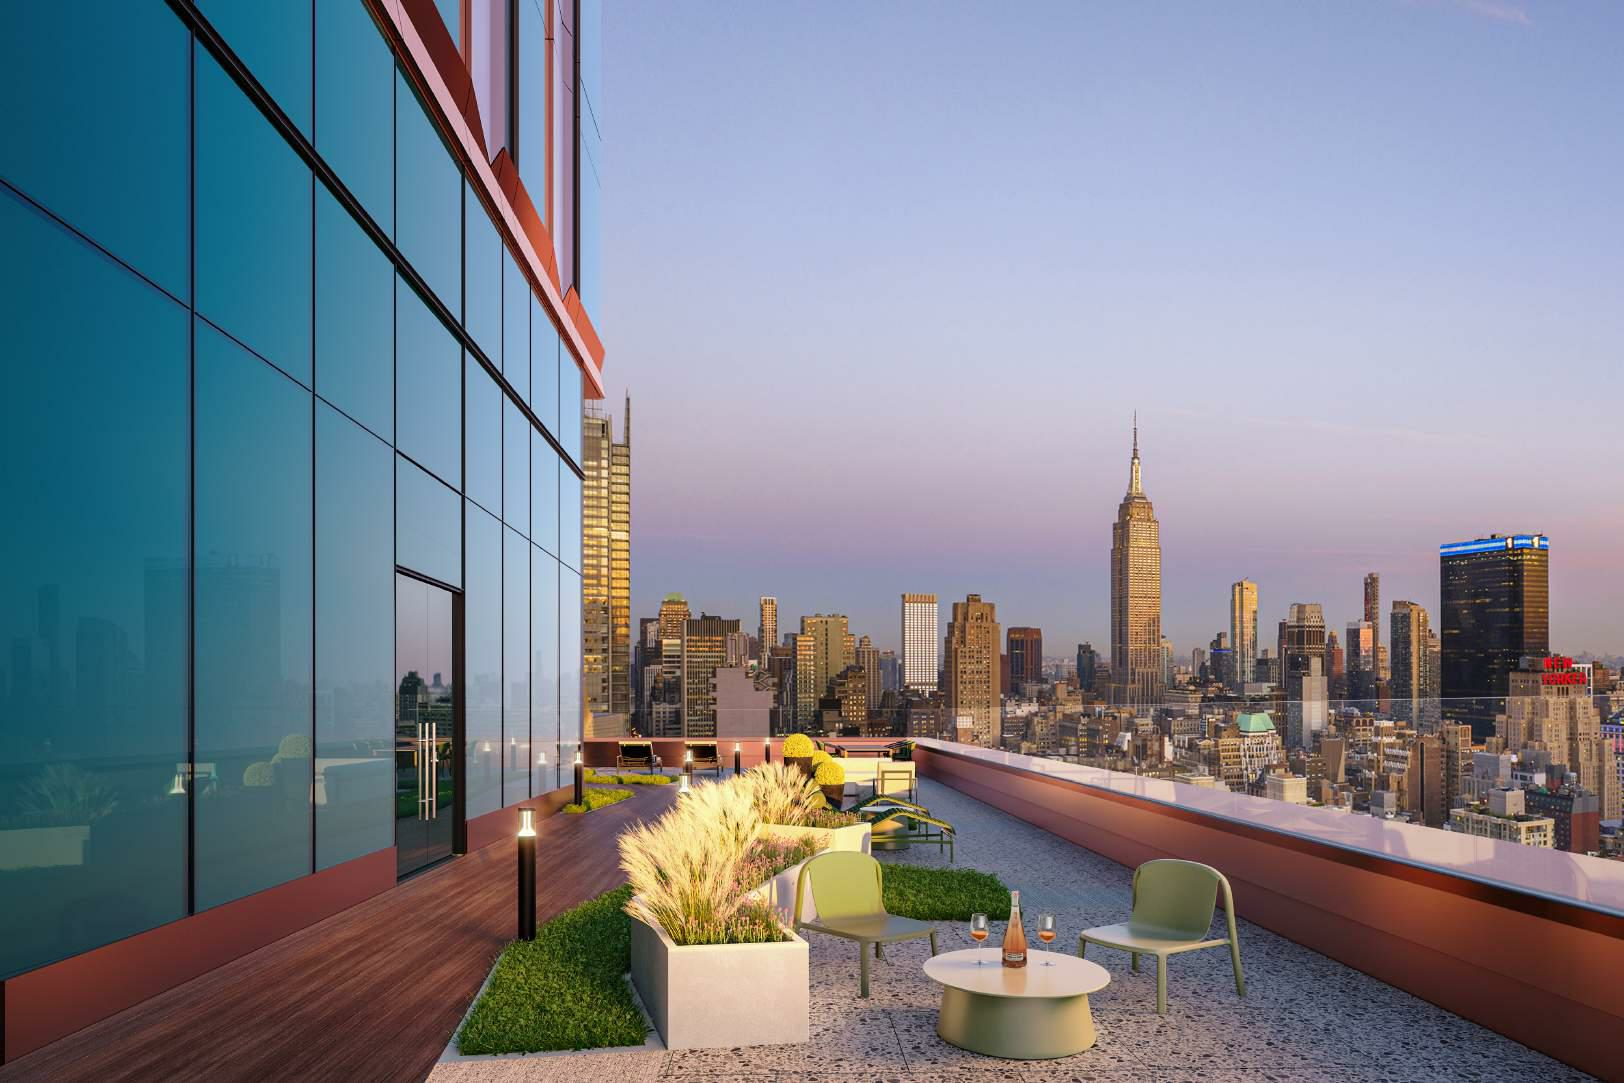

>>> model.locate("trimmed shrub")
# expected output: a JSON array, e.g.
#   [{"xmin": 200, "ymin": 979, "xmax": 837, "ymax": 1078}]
[
  {"xmin": 813, "ymin": 759, "xmax": 845, "ymax": 786},
  {"xmin": 563, "ymin": 787, "xmax": 634, "ymax": 814},
  {"xmin": 242, "ymin": 762, "xmax": 276, "ymax": 787},
  {"xmin": 781, "ymin": 733, "xmax": 815, "ymax": 758}
]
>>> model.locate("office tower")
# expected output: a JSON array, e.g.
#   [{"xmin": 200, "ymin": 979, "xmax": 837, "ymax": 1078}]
[
  {"xmin": 1110, "ymin": 419, "xmax": 1164, "ymax": 709},
  {"xmin": 1230, "ymin": 580, "xmax": 1258, "ymax": 686},
  {"xmin": 790, "ymin": 614, "xmax": 852, "ymax": 728},
  {"xmin": 1282, "ymin": 604, "xmax": 1328, "ymax": 749},
  {"xmin": 713, "ymin": 666, "xmax": 774, "ymax": 739},
  {"xmin": 582, "ymin": 396, "xmax": 632, "ymax": 728},
  {"xmin": 0, "ymin": 0, "xmax": 600, "ymax": 1023},
  {"xmin": 1441, "ymin": 722, "xmax": 1475, "ymax": 812},
  {"xmin": 657, "ymin": 593, "xmax": 691, "ymax": 640},
  {"xmin": 1076, "ymin": 642, "xmax": 1099, "ymax": 692},
  {"xmin": 1345, "ymin": 621, "xmax": 1375, "ymax": 703},
  {"xmin": 1209, "ymin": 632, "xmax": 1235, "ymax": 689},
  {"xmin": 1424, "ymin": 630, "xmax": 1443, "ymax": 729},
  {"xmin": 901, "ymin": 593, "xmax": 940, "ymax": 692},
  {"xmin": 879, "ymin": 650, "xmax": 900, "ymax": 693},
  {"xmin": 1364, "ymin": 573, "xmax": 1382, "ymax": 678},
  {"xmin": 856, "ymin": 634, "xmax": 883, "ymax": 712},
  {"xmin": 1440, "ymin": 534, "xmax": 1551, "ymax": 736},
  {"xmin": 723, "ymin": 631, "xmax": 752, "ymax": 668},
  {"xmin": 1390, "ymin": 601, "xmax": 1431, "ymax": 729},
  {"xmin": 1325, "ymin": 629, "xmax": 1345, "ymax": 701},
  {"xmin": 757, "ymin": 597, "xmax": 777, "ymax": 666},
  {"xmin": 1502, "ymin": 656, "xmax": 1608, "ymax": 802},
  {"xmin": 944, "ymin": 594, "xmax": 1001, "ymax": 746},
  {"xmin": 1405, "ymin": 735, "xmax": 1446, "ymax": 828},
  {"xmin": 792, "ymin": 632, "xmax": 819, "ymax": 730},
  {"xmin": 680, "ymin": 615, "xmax": 740, "ymax": 738},
  {"xmin": 1008, "ymin": 627, "xmax": 1043, "ymax": 688}
]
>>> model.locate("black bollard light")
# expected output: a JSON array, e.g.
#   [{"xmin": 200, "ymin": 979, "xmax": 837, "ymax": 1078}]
[
  {"xmin": 684, "ymin": 747, "xmax": 693, "ymax": 781},
  {"xmin": 764, "ymin": 737, "xmax": 771, "ymax": 765},
  {"xmin": 516, "ymin": 807, "xmax": 537, "ymax": 940},
  {"xmin": 573, "ymin": 749, "xmax": 584, "ymax": 807},
  {"xmin": 734, "ymin": 742, "xmax": 742, "ymax": 775}
]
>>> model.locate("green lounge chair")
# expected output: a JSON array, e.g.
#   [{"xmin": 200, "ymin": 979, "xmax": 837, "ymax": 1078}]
[
  {"xmin": 851, "ymin": 795, "xmax": 956, "ymax": 860},
  {"xmin": 1078, "ymin": 858, "xmax": 1245, "ymax": 1014},
  {"xmin": 793, "ymin": 851, "xmax": 938, "ymax": 997}
]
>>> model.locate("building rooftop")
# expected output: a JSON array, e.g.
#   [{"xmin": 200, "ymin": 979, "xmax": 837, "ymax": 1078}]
[{"xmin": 1236, "ymin": 711, "xmax": 1276, "ymax": 734}]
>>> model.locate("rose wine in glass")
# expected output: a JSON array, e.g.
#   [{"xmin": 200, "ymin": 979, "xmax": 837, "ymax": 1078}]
[
  {"xmin": 1037, "ymin": 913, "xmax": 1057, "ymax": 965},
  {"xmin": 969, "ymin": 913, "xmax": 989, "ymax": 964}
]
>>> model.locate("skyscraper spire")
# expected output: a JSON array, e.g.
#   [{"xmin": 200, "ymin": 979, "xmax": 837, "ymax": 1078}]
[{"xmin": 1128, "ymin": 412, "xmax": 1143, "ymax": 496}]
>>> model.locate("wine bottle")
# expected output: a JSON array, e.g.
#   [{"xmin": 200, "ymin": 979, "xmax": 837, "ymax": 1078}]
[{"xmin": 1002, "ymin": 889, "xmax": 1027, "ymax": 968}]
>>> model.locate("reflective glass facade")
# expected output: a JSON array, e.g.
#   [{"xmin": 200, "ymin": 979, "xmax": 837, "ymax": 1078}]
[{"xmin": 1, "ymin": 0, "xmax": 593, "ymax": 983}]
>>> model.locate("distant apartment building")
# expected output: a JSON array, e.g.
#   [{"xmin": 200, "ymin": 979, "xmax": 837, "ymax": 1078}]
[
  {"xmin": 680, "ymin": 615, "xmax": 740, "ymax": 737},
  {"xmin": 856, "ymin": 635, "xmax": 883, "ymax": 712},
  {"xmin": 757, "ymin": 597, "xmax": 777, "ymax": 667},
  {"xmin": 1500, "ymin": 655, "xmax": 1617, "ymax": 818},
  {"xmin": 1345, "ymin": 621, "xmax": 1376, "ymax": 703},
  {"xmin": 1404, "ymin": 735, "xmax": 1446, "ymax": 828},
  {"xmin": 1450, "ymin": 788, "xmax": 1555, "ymax": 848},
  {"xmin": 1281, "ymin": 603, "xmax": 1328, "ymax": 749},
  {"xmin": 1008, "ymin": 627, "xmax": 1044, "ymax": 688},
  {"xmin": 582, "ymin": 396, "xmax": 632, "ymax": 732},
  {"xmin": 1076, "ymin": 642, "xmax": 1100, "ymax": 692},
  {"xmin": 1364, "ymin": 572, "xmax": 1382, "ymax": 678},
  {"xmin": 1523, "ymin": 787, "xmax": 1601, "ymax": 855},
  {"xmin": 657, "ymin": 593, "xmax": 691, "ymax": 640},
  {"xmin": 1231, "ymin": 580, "xmax": 1258, "ymax": 686},
  {"xmin": 944, "ymin": 594, "xmax": 1001, "ymax": 746},
  {"xmin": 713, "ymin": 666, "xmax": 773, "ymax": 739},
  {"xmin": 901, "ymin": 593, "xmax": 940, "ymax": 692},
  {"xmin": 1265, "ymin": 774, "xmax": 1309, "ymax": 805},
  {"xmin": 1390, "ymin": 600, "xmax": 1439, "ymax": 730},
  {"xmin": 1440, "ymin": 534, "xmax": 1550, "ymax": 735}
]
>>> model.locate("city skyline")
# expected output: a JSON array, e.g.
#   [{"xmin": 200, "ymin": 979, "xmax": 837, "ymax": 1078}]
[{"xmin": 606, "ymin": 1, "xmax": 1621, "ymax": 658}]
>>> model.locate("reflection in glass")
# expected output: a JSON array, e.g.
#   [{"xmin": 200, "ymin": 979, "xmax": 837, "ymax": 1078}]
[
  {"xmin": 194, "ymin": 320, "xmax": 314, "ymax": 911},
  {"xmin": 396, "ymin": 455, "xmax": 462, "ymax": 589},
  {"xmin": 0, "ymin": 190, "xmax": 188, "ymax": 979},
  {"xmin": 504, "ymin": 399, "xmax": 530, "ymax": 539},
  {"xmin": 532, "ymin": 549, "xmax": 560, "ymax": 794},
  {"xmin": 395, "ymin": 71, "xmax": 460, "ymax": 312},
  {"xmin": 196, "ymin": 46, "xmax": 313, "ymax": 386},
  {"xmin": 504, "ymin": 529, "xmax": 531, "ymax": 805},
  {"xmin": 561, "ymin": 568, "xmax": 584, "ymax": 753},
  {"xmin": 531, "ymin": 299, "xmax": 560, "ymax": 439},
  {"xmin": 503, "ymin": 253, "xmax": 530, "ymax": 402},
  {"xmin": 559, "ymin": 356, "xmax": 583, "ymax": 466},
  {"xmin": 200, "ymin": 0, "xmax": 312, "ymax": 135},
  {"xmin": 316, "ymin": 405, "xmax": 394, "ymax": 869},
  {"xmin": 561, "ymin": 467, "xmax": 583, "ymax": 573},
  {"xmin": 465, "ymin": 355, "xmax": 502, "ymax": 517},
  {"xmin": 533, "ymin": 432, "xmax": 560, "ymax": 558},
  {"xmin": 464, "ymin": 186, "xmax": 501, "ymax": 363},
  {"xmin": 395, "ymin": 575, "xmax": 455, "ymax": 878},
  {"xmin": 465, "ymin": 506, "xmax": 503, "ymax": 819}
]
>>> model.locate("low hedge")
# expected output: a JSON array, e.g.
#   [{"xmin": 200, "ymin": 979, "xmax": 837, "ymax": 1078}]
[
  {"xmin": 880, "ymin": 863, "xmax": 1011, "ymax": 921},
  {"xmin": 563, "ymin": 787, "xmax": 634, "ymax": 814},
  {"xmin": 456, "ymin": 886, "xmax": 647, "ymax": 1054}
]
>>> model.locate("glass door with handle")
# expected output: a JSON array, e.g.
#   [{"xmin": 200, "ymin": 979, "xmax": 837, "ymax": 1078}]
[{"xmin": 396, "ymin": 574, "xmax": 458, "ymax": 878}]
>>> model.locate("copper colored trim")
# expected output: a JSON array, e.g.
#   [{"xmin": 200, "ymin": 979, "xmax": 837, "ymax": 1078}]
[
  {"xmin": 563, "ymin": 286, "xmax": 604, "ymax": 368},
  {"xmin": 918, "ymin": 746, "xmax": 1624, "ymax": 939},
  {"xmin": 491, "ymin": 148, "xmax": 562, "ymax": 293},
  {"xmin": 372, "ymin": 0, "xmax": 605, "ymax": 397},
  {"xmin": 0, "ymin": 847, "xmax": 394, "ymax": 1064}
]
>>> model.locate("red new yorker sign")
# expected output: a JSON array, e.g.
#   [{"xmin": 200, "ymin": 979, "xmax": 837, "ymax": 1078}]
[{"xmin": 1541, "ymin": 656, "xmax": 1585, "ymax": 686}]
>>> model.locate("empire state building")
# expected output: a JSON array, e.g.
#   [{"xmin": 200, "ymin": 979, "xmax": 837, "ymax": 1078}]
[{"xmin": 1110, "ymin": 418, "xmax": 1164, "ymax": 710}]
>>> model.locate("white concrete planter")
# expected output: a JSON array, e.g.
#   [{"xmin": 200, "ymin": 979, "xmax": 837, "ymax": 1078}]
[
  {"xmin": 762, "ymin": 821, "xmax": 871, "ymax": 856},
  {"xmin": 629, "ymin": 868, "xmax": 811, "ymax": 1049}
]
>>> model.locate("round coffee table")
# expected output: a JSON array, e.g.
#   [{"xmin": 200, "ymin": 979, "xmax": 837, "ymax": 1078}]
[{"xmin": 922, "ymin": 947, "xmax": 1111, "ymax": 1060}]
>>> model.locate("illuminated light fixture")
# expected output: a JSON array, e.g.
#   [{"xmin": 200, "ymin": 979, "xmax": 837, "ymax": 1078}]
[
  {"xmin": 169, "ymin": 770, "xmax": 187, "ymax": 796},
  {"xmin": 678, "ymin": 774, "xmax": 691, "ymax": 795},
  {"xmin": 734, "ymin": 742, "xmax": 742, "ymax": 775},
  {"xmin": 764, "ymin": 737, "xmax": 771, "ymax": 764},
  {"xmin": 516, "ymin": 807, "xmax": 537, "ymax": 940},
  {"xmin": 573, "ymin": 751, "xmax": 585, "ymax": 807},
  {"xmin": 517, "ymin": 807, "xmax": 537, "ymax": 838}
]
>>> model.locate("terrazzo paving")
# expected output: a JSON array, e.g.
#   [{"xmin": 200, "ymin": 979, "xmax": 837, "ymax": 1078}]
[{"xmin": 429, "ymin": 780, "xmax": 1596, "ymax": 1083}]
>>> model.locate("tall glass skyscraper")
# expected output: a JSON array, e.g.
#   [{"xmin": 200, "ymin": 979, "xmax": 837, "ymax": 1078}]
[
  {"xmin": 1439, "ymin": 534, "xmax": 1550, "ymax": 736},
  {"xmin": 1, "ymin": 0, "xmax": 604, "ymax": 1057},
  {"xmin": 1110, "ymin": 419, "xmax": 1163, "ymax": 709}
]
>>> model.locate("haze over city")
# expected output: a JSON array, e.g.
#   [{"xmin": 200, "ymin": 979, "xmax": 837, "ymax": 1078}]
[{"xmin": 603, "ymin": 0, "xmax": 1623, "ymax": 655}]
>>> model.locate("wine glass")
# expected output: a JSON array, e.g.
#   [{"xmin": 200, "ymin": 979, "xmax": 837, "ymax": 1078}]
[
  {"xmin": 969, "ymin": 913, "xmax": 989, "ymax": 963},
  {"xmin": 1037, "ymin": 913, "xmax": 1057, "ymax": 965}
]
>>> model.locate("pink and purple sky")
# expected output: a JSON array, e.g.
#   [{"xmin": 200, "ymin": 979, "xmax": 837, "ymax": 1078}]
[{"xmin": 599, "ymin": 1, "xmax": 1622, "ymax": 658}]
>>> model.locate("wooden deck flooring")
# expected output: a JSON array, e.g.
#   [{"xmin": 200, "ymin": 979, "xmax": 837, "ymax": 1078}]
[{"xmin": 0, "ymin": 785, "xmax": 677, "ymax": 1083}]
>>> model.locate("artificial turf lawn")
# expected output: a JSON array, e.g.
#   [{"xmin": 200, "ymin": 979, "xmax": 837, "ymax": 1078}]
[
  {"xmin": 585, "ymin": 770, "xmax": 672, "ymax": 785},
  {"xmin": 456, "ymin": 885, "xmax": 648, "ymax": 1054},
  {"xmin": 563, "ymin": 786, "xmax": 634, "ymax": 813},
  {"xmin": 879, "ymin": 862, "xmax": 1011, "ymax": 921}
]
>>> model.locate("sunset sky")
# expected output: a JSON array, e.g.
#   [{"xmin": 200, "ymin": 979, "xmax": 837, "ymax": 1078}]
[{"xmin": 599, "ymin": 0, "xmax": 1622, "ymax": 658}]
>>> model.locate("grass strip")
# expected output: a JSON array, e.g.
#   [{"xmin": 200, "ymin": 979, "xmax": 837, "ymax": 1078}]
[
  {"xmin": 563, "ymin": 787, "xmax": 635, "ymax": 814},
  {"xmin": 879, "ymin": 862, "xmax": 1011, "ymax": 921},
  {"xmin": 456, "ymin": 885, "xmax": 648, "ymax": 1054}
]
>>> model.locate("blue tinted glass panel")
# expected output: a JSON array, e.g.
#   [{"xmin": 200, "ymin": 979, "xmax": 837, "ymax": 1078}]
[
  {"xmin": 561, "ymin": 567, "xmax": 583, "ymax": 753},
  {"xmin": 396, "ymin": 72, "xmax": 460, "ymax": 311},
  {"xmin": 464, "ymin": 189, "xmax": 501, "ymax": 364},
  {"xmin": 465, "ymin": 357, "xmax": 501, "ymax": 517},
  {"xmin": 201, "ymin": 0, "xmax": 313, "ymax": 136},
  {"xmin": 531, "ymin": 548, "xmax": 558, "ymax": 794},
  {"xmin": 532, "ymin": 432, "xmax": 559, "ymax": 558},
  {"xmin": 578, "ymin": 140, "xmax": 601, "ymax": 313},
  {"xmin": 516, "ymin": 0, "xmax": 546, "ymax": 183},
  {"xmin": 396, "ymin": 276, "xmax": 462, "ymax": 489},
  {"xmin": 196, "ymin": 47, "xmax": 313, "ymax": 385},
  {"xmin": 436, "ymin": 0, "xmax": 461, "ymax": 49},
  {"xmin": 396, "ymin": 455, "xmax": 462, "ymax": 588},
  {"xmin": 503, "ymin": 530, "xmax": 531, "ymax": 804},
  {"xmin": 316, "ymin": 0, "xmax": 393, "ymax": 229},
  {"xmin": 0, "ymin": 192, "xmax": 188, "ymax": 980},
  {"xmin": 316, "ymin": 187, "xmax": 392, "ymax": 440},
  {"xmin": 465, "ymin": 505, "xmax": 502, "ymax": 818},
  {"xmin": 561, "ymin": 467, "xmax": 582, "ymax": 573},
  {"xmin": 559, "ymin": 358, "xmax": 582, "ymax": 466},
  {"xmin": 315, "ymin": 405, "xmax": 394, "ymax": 870},
  {"xmin": 578, "ymin": 0, "xmax": 601, "ymax": 122},
  {"xmin": 503, "ymin": 255, "xmax": 530, "ymax": 403},
  {"xmin": 194, "ymin": 321, "xmax": 314, "ymax": 911},
  {"xmin": 504, "ymin": 400, "xmax": 530, "ymax": 539},
  {"xmin": 0, "ymin": 3, "xmax": 189, "ymax": 298},
  {"xmin": 531, "ymin": 301, "xmax": 559, "ymax": 438}
]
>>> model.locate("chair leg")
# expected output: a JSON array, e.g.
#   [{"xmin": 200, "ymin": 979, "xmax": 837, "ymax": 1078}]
[
  {"xmin": 1077, "ymin": 937, "xmax": 1086, "ymax": 959},
  {"xmin": 1131, "ymin": 952, "xmax": 1139, "ymax": 973},
  {"xmin": 859, "ymin": 943, "xmax": 870, "ymax": 998},
  {"xmin": 1156, "ymin": 955, "xmax": 1168, "ymax": 1015},
  {"xmin": 1230, "ymin": 939, "xmax": 1246, "ymax": 998},
  {"xmin": 929, "ymin": 931, "xmax": 938, "ymax": 957},
  {"xmin": 875, "ymin": 942, "xmax": 885, "ymax": 960}
]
